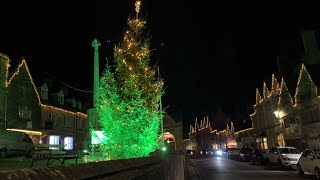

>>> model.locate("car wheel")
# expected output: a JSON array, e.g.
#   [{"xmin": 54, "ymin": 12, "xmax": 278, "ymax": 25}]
[
  {"xmin": 315, "ymin": 167, "xmax": 320, "ymax": 179},
  {"xmin": 267, "ymin": 158, "xmax": 272, "ymax": 168},
  {"xmin": 277, "ymin": 159, "xmax": 283, "ymax": 170},
  {"xmin": 0, "ymin": 149, "xmax": 7, "ymax": 158},
  {"xmin": 297, "ymin": 164, "xmax": 304, "ymax": 176}
]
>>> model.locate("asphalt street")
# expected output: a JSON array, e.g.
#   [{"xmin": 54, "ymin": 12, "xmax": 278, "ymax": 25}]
[{"xmin": 186, "ymin": 156, "xmax": 315, "ymax": 180}]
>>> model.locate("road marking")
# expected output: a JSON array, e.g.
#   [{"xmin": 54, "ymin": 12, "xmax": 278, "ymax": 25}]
[{"xmin": 194, "ymin": 163, "xmax": 206, "ymax": 180}]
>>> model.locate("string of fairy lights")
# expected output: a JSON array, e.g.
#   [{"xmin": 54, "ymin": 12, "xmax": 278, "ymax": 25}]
[
  {"xmin": 4, "ymin": 58, "xmax": 87, "ymax": 117},
  {"xmin": 94, "ymin": 0, "xmax": 165, "ymax": 159},
  {"xmin": 189, "ymin": 63, "xmax": 318, "ymax": 142}
]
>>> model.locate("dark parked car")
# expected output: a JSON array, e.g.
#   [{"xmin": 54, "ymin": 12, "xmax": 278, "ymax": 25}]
[
  {"xmin": 251, "ymin": 149, "xmax": 268, "ymax": 165},
  {"xmin": 239, "ymin": 147, "xmax": 253, "ymax": 161}
]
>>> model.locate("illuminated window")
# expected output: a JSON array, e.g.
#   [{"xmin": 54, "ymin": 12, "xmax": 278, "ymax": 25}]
[
  {"xmin": 262, "ymin": 137, "xmax": 268, "ymax": 149},
  {"xmin": 49, "ymin": 135, "xmax": 60, "ymax": 149},
  {"xmin": 18, "ymin": 106, "xmax": 32, "ymax": 119},
  {"xmin": 277, "ymin": 133, "xmax": 285, "ymax": 147},
  {"xmin": 64, "ymin": 137, "xmax": 73, "ymax": 150},
  {"xmin": 58, "ymin": 90, "xmax": 64, "ymax": 105},
  {"xmin": 41, "ymin": 84, "xmax": 48, "ymax": 100},
  {"xmin": 64, "ymin": 117, "xmax": 70, "ymax": 127}
]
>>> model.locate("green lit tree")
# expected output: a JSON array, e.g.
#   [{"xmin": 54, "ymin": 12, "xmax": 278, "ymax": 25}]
[{"xmin": 96, "ymin": 2, "xmax": 164, "ymax": 159}]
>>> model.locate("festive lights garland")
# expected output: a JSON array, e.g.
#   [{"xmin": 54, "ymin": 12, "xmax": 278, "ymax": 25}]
[
  {"xmin": 96, "ymin": 1, "xmax": 164, "ymax": 159},
  {"xmin": 5, "ymin": 58, "xmax": 87, "ymax": 119},
  {"xmin": 294, "ymin": 64, "xmax": 317, "ymax": 105},
  {"xmin": 278, "ymin": 78, "xmax": 293, "ymax": 108}
]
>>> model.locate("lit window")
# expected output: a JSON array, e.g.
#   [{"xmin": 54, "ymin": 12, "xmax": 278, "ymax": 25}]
[
  {"xmin": 49, "ymin": 135, "xmax": 60, "ymax": 149},
  {"xmin": 18, "ymin": 106, "xmax": 32, "ymax": 119},
  {"xmin": 41, "ymin": 84, "xmax": 48, "ymax": 100},
  {"xmin": 263, "ymin": 137, "xmax": 268, "ymax": 149},
  {"xmin": 64, "ymin": 137, "xmax": 73, "ymax": 150},
  {"xmin": 277, "ymin": 133, "xmax": 285, "ymax": 147}
]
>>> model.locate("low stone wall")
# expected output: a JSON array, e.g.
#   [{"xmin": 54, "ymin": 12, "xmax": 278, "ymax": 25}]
[{"xmin": 0, "ymin": 154, "xmax": 185, "ymax": 180}]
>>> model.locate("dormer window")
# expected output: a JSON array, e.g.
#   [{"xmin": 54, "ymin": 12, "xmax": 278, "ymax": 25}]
[
  {"xmin": 72, "ymin": 99, "xmax": 76, "ymax": 108},
  {"xmin": 41, "ymin": 84, "xmax": 48, "ymax": 100},
  {"xmin": 58, "ymin": 90, "xmax": 64, "ymax": 105},
  {"xmin": 77, "ymin": 102, "xmax": 81, "ymax": 110}
]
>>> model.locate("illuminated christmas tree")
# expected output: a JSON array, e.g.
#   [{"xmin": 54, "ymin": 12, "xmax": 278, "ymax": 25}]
[{"xmin": 96, "ymin": 1, "xmax": 164, "ymax": 159}]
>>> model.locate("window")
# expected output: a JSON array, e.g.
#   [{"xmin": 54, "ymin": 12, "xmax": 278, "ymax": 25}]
[
  {"xmin": 18, "ymin": 106, "xmax": 32, "ymax": 119},
  {"xmin": 72, "ymin": 99, "xmax": 76, "ymax": 108},
  {"xmin": 64, "ymin": 137, "xmax": 73, "ymax": 150},
  {"xmin": 64, "ymin": 117, "xmax": 70, "ymax": 127},
  {"xmin": 48, "ymin": 113, "xmax": 56, "ymax": 125},
  {"xmin": 49, "ymin": 135, "xmax": 60, "ymax": 150},
  {"xmin": 277, "ymin": 133, "xmax": 285, "ymax": 147},
  {"xmin": 41, "ymin": 84, "xmax": 48, "ymax": 100},
  {"xmin": 21, "ymin": 86, "xmax": 26, "ymax": 96},
  {"xmin": 77, "ymin": 102, "xmax": 81, "ymax": 110},
  {"xmin": 262, "ymin": 137, "xmax": 268, "ymax": 150},
  {"xmin": 58, "ymin": 90, "xmax": 64, "ymax": 105}
]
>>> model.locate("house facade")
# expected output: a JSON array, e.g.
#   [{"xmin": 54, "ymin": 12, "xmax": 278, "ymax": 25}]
[
  {"xmin": 251, "ymin": 64, "xmax": 320, "ymax": 151},
  {"xmin": 0, "ymin": 53, "xmax": 88, "ymax": 150},
  {"xmin": 184, "ymin": 116, "xmax": 254, "ymax": 151}
]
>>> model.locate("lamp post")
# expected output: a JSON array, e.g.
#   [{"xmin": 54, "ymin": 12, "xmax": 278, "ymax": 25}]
[{"xmin": 274, "ymin": 110, "xmax": 282, "ymax": 122}]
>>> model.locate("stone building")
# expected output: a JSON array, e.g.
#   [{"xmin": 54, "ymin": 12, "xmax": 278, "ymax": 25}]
[
  {"xmin": 184, "ymin": 116, "xmax": 254, "ymax": 152},
  {"xmin": 0, "ymin": 53, "xmax": 88, "ymax": 150}
]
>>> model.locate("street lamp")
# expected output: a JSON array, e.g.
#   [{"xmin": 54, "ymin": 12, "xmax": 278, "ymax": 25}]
[{"xmin": 274, "ymin": 110, "xmax": 282, "ymax": 122}]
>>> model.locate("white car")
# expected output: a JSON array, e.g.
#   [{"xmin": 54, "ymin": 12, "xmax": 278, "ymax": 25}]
[
  {"xmin": 267, "ymin": 146, "xmax": 301, "ymax": 169},
  {"xmin": 297, "ymin": 149, "xmax": 320, "ymax": 179}
]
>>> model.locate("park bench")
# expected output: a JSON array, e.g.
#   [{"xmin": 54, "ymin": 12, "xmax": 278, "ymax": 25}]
[{"xmin": 30, "ymin": 144, "xmax": 79, "ymax": 167}]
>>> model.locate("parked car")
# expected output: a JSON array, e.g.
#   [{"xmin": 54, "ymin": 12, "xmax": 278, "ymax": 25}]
[
  {"xmin": 222, "ymin": 148, "xmax": 230, "ymax": 158},
  {"xmin": 267, "ymin": 146, "xmax": 301, "ymax": 169},
  {"xmin": 239, "ymin": 147, "xmax": 253, "ymax": 161},
  {"xmin": 228, "ymin": 148, "xmax": 241, "ymax": 160},
  {"xmin": 0, "ymin": 130, "xmax": 34, "ymax": 158},
  {"xmin": 297, "ymin": 149, "xmax": 320, "ymax": 179},
  {"xmin": 251, "ymin": 149, "xmax": 268, "ymax": 165}
]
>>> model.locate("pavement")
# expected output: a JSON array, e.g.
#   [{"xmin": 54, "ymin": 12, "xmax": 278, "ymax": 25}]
[{"xmin": 0, "ymin": 156, "xmax": 82, "ymax": 172}]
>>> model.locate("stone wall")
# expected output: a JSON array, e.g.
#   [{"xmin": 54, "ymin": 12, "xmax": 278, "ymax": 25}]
[{"xmin": 0, "ymin": 155, "xmax": 185, "ymax": 180}]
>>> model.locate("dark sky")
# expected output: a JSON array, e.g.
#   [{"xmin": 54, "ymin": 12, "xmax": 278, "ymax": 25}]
[{"xmin": 1, "ymin": 1, "xmax": 320, "ymax": 134}]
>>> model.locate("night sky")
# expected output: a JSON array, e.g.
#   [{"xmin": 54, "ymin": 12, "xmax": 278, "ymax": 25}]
[{"xmin": 1, "ymin": 1, "xmax": 320, "ymax": 136}]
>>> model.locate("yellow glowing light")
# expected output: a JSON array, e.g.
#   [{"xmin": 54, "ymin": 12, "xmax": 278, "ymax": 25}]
[{"xmin": 7, "ymin": 128, "xmax": 42, "ymax": 136}]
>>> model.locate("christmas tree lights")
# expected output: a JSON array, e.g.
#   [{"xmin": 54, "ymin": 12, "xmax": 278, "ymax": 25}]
[{"xmin": 96, "ymin": 1, "xmax": 164, "ymax": 159}]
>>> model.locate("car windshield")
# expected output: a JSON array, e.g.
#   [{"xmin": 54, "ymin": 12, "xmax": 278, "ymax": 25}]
[
  {"xmin": 279, "ymin": 148, "xmax": 300, "ymax": 154},
  {"xmin": 313, "ymin": 149, "xmax": 320, "ymax": 159}
]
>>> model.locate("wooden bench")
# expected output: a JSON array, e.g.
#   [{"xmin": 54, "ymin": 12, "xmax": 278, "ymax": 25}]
[{"xmin": 30, "ymin": 144, "xmax": 79, "ymax": 167}]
